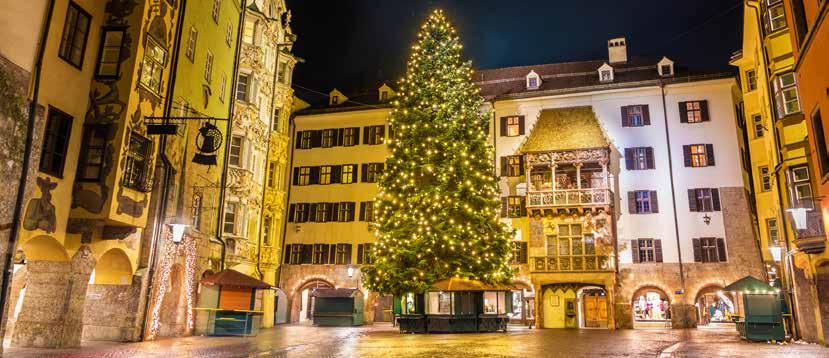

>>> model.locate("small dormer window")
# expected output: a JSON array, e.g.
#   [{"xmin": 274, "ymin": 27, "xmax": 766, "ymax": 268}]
[
  {"xmin": 658, "ymin": 57, "xmax": 675, "ymax": 77},
  {"xmin": 661, "ymin": 65, "xmax": 672, "ymax": 76},
  {"xmin": 332, "ymin": 95, "xmax": 339, "ymax": 105},
  {"xmin": 526, "ymin": 70, "xmax": 541, "ymax": 90},
  {"xmin": 601, "ymin": 70, "xmax": 612, "ymax": 82},
  {"xmin": 380, "ymin": 91, "xmax": 388, "ymax": 102}
]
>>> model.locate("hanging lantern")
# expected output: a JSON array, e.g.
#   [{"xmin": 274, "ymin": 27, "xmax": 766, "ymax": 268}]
[{"xmin": 192, "ymin": 121, "xmax": 223, "ymax": 165}]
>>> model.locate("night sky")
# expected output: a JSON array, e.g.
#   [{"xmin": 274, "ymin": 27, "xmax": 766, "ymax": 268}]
[{"xmin": 285, "ymin": 0, "xmax": 743, "ymax": 99}]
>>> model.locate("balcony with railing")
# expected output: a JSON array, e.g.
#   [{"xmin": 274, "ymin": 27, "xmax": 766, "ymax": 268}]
[
  {"xmin": 524, "ymin": 148, "xmax": 612, "ymax": 209},
  {"xmin": 530, "ymin": 255, "xmax": 613, "ymax": 272}
]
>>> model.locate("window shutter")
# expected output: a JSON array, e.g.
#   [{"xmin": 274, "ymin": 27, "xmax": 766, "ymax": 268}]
[
  {"xmin": 518, "ymin": 116, "xmax": 525, "ymax": 135},
  {"xmin": 329, "ymin": 245, "xmax": 337, "ymax": 264},
  {"xmin": 500, "ymin": 197, "xmax": 508, "ymax": 218},
  {"xmin": 688, "ymin": 189, "xmax": 698, "ymax": 212},
  {"xmin": 351, "ymin": 164, "xmax": 359, "ymax": 182},
  {"xmin": 716, "ymin": 238, "xmax": 727, "ymax": 262},
  {"xmin": 646, "ymin": 147, "xmax": 655, "ymax": 169},
  {"xmin": 283, "ymin": 244, "xmax": 292, "ymax": 264},
  {"xmin": 361, "ymin": 164, "xmax": 368, "ymax": 182},
  {"xmin": 643, "ymin": 105, "xmax": 651, "ymax": 125},
  {"xmin": 388, "ymin": 125, "xmax": 395, "ymax": 140},
  {"xmin": 683, "ymin": 145, "xmax": 692, "ymax": 167},
  {"xmin": 705, "ymin": 144, "xmax": 715, "ymax": 166},
  {"xmin": 518, "ymin": 156, "xmax": 525, "ymax": 176},
  {"xmin": 311, "ymin": 130, "xmax": 322, "ymax": 148},
  {"xmin": 301, "ymin": 244, "xmax": 313, "ymax": 264},
  {"xmin": 628, "ymin": 191, "xmax": 637, "ymax": 214},
  {"xmin": 344, "ymin": 244, "xmax": 352, "ymax": 264},
  {"xmin": 357, "ymin": 244, "xmax": 364, "ymax": 264},
  {"xmin": 379, "ymin": 125, "xmax": 386, "ymax": 143},
  {"xmin": 308, "ymin": 203, "xmax": 318, "ymax": 222},
  {"xmin": 520, "ymin": 196, "xmax": 527, "ymax": 217},
  {"xmin": 500, "ymin": 157, "xmax": 508, "ymax": 177},
  {"xmin": 300, "ymin": 204, "xmax": 310, "ymax": 222},
  {"xmin": 624, "ymin": 148, "xmax": 634, "ymax": 170},
  {"xmin": 353, "ymin": 127, "xmax": 361, "ymax": 144},
  {"xmin": 520, "ymin": 242, "xmax": 528, "ymax": 264},
  {"xmin": 310, "ymin": 166, "xmax": 320, "ymax": 184},
  {"xmin": 631, "ymin": 239, "xmax": 640, "ymax": 263},
  {"xmin": 700, "ymin": 100, "xmax": 710, "ymax": 122},
  {"xmin": 692, "ymin": 238, "xmax": 702, "ymax": 262},
  {"xmin": 621, "ymin": 106, "xmax": 630, "ymax": 127},
  {"xmin": 654, "ymin": 240, "xmax": 663, "ymax": 262},
  {"xmin": 679, "ymin": 102, "xmax": 688, "ymax": 123},
  {"xmin": 348, "ymin": 202, "xmax": 356, "ymax": 221},
  {"xmin": 711, "ymin": 188, "xmax": 721, "ymax": 211},
  {"xmin": 292, "ymin": 167, "xmax": 299, "ymax": 185},
  {"xmin": 328, "ymin": 202, "xmax": 336, "ymax": 220},
  {"xmin": 332, "ymin": 165, "xmax": 342, "ymax": 183},
  {"xmin": 295, "ymin": 131, "xmax": 302, "ymax": 148},
  {"xmin": 288, "ymin": 204, "xmax": 295, "ymax": 222},
  {"xmin": 359, "ymin": 202, "xmax": 366, "ymax": 221},
  {"xmin": 321, "ymin": 244, "xmax": 330, "ymax": 264},
  {"xmin": 362, "ymin": 127, "xmax": 369, "ymax": 144},
  {"xmin": 650, "ymin": 191, "xmax": 659, "ymax": 213},
  {"xmin": 499, "ymin": 117, "xmax": 507, "ymax": 136}
]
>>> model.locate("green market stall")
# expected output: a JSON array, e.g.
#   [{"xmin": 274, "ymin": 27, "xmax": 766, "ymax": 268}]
[
  {"xmin": 312, "ymin": 288, "xmax": 365, "ymax": 326},
  {"xmin": 723, "ymin": 276, "xmax": 785, "ymax": 342},
  {"xmin": 397, "ymin": 278, "xmax": 514, "ymax": 333},
  {"xmin": 194, "ymin": 270, "xmax": 272, "ymax": 336}
]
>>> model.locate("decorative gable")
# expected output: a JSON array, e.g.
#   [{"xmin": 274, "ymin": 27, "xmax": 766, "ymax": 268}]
[
  {"xmin": 658, "ymin": 57, "xmax": 675, "ymax": 77},
  {"xmin": 598, "ymin": 63, "xmax": 614, "ymax": 82},
  {"xmin": 526, "ymin": 70, "xmax": 541, "ymax": 90},
  {"xmin": 329, "ymin": 88, "xmax": 347, "ymax": 106},
  {"xmin": 378, "ymin": 83, "xmax": 395, "ymax": 102}
]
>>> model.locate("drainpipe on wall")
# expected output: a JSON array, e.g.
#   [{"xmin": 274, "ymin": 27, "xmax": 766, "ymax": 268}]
[
  {"xmin": 215, "ymin": 0, "xmax": 248, "ymax": 271},
  {"xmin": 0, "ymin": 0, "xmax": 56, "ymax": 340},
  {"xmin": 659, "ymin": 81, "xmax": 687, "ymax": 300},
  {"xmin": 276, "ymin": 113, "xmax": 297, "ymax": 287}
]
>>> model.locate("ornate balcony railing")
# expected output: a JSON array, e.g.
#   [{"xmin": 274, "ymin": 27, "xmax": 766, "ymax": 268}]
[
  {"xmin": 792, "ymin": 209, "xmax": 826, "ymax": 254},
  {"xmin": 530, "ymin": 255, "xmax": 613, "ymax": 272},
  {"xmin": 526, "ymin": 188, "xmax": 611, "ymax": 208}
]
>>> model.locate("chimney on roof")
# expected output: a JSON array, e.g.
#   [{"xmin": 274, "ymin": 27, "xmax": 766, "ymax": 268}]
[{"xmin": 608, "ymin": 37, "xmax": 628, "ymax": 64}]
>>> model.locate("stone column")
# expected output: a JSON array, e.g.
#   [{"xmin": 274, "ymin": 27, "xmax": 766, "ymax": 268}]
[
  {"xmin": 575, "ymin": 163, "xmax": 583, "ymax": 190},
  {"xmin": 11, "ymin": 260, "xmax": 71, "ymax": 348},
  {"xmin": 60, "ymin": 245, "xmax": 95, "ymax": 347}
]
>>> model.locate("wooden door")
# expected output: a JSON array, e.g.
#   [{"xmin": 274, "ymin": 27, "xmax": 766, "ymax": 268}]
[{"xmin": 583, "ymin": 296, "xmax": 598, "ymax": 327}]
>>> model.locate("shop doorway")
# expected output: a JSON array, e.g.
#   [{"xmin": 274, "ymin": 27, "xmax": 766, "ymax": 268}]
[
  {"xmin": 695, "ymin": 286, "xmax": 736, "ymax": 327},
  {"xmin": 632, "ymin": 287, "xmax": 671, "ymax": 329},
  {"xmin": 578, "ymin": 287, "xmax": 608, "ymax": 328}
]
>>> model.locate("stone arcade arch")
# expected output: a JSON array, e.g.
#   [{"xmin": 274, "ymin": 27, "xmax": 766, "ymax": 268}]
[
  {"xmin": 631, "ymin": 285, "xmax": 671, "ymax": 329},
  {"xmin": 694, "ymin": 284, "xmax": 736, "ymax": 327},
  {"xmin": 82, "ymin": 248, "xmax": 140, "ymax": 342},
  {"xmin": 290, "ymin": 278, "xmax": 334, "ymax": 323}
]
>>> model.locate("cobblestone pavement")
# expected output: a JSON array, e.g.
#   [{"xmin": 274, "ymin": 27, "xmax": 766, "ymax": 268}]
[{"xmin": 2, "ymin": 324, "xmax": 827, "ymax": 357}]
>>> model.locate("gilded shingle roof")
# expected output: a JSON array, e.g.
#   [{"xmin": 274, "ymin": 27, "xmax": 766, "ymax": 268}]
[{"xmin": 521, "ymin": 106, "xmax": 609, "ymax": 153}]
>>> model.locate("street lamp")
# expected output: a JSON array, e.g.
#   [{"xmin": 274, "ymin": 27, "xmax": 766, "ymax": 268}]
[
  {"xmin": 786, "ymin": 207, "xmax": 811, "ymax": 231},
  {"xmin": 347, "ymin": 266, "xmax": 355, "ymax": 278},
  {"xmin": 769, "ymin": 245, "xmax": 783, "ymax": 262},
  {"xmin": 168, "ymin": 218, "xmax": 189, "ymax": 244},
  {"xmin": 702, "ymin": 213, "xmax": 711, "ymax": 225}
]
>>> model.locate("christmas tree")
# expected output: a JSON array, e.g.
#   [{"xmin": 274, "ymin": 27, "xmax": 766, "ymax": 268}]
[{"xmin": 361, "ymin": 9, "xmax": 513, "ymax": 296}]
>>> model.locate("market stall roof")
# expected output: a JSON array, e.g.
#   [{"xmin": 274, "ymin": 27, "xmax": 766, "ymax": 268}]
[
  {"xmin": 199, "ymin": 269, "xmax": 273, "ymax": 290},
  {"xmin": 723, "ymin": 276, "xmax": 778, "ymax": 293},
  {"xmin": 429, "ymin": 278, "xmax": 517, "ymax": 292},
  {"xmin": 312, "ymin": 288, "xmax": 361, "ymax": 298}
]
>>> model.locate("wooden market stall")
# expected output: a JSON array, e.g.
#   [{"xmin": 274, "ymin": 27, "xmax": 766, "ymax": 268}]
[
  {"xmin": 311, "ymin": 288, "xmax": 365, "ymax": 326},
  {"xmin": 397, "ymin": 278, "xmax": 515, "ymax": 333},
  {"xmin": 194, "ymin": 269, "xmax": 273, "ymax": 336},
  {"xmin": 723, "ymin": 276, "xmax": 785, "ymax": 342}
]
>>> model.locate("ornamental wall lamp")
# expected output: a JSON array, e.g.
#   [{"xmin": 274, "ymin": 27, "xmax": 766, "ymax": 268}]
[
  {"xmin": 702, "ymin": 214, "xmax": 711, "ymax": 225},
  {"xmin": 769, "ymin": 244, "xmax": 783, "ymax": 262},
  {"xmin": 786, "ymin": 207, "xmax": 812, "ymax": 231},
  {"xmin": 168, "ymin": 218, "xmax": 189, "ymax": 244}
]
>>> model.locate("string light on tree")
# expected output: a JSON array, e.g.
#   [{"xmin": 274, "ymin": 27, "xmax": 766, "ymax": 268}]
[{"xmin": 361, "ymin": 9, "xmax": 514, "ymax": 296}]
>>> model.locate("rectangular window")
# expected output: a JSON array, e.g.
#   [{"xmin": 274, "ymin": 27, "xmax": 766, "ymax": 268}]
[
  {"xmin": 319, "ymin": 166, "xmax": 332, "ymax": 185},
  {"xmin": 223, "ymin": 202, "xmax": 237, "ymax": 234},
  {"xmin": 242, "ymin": 19, "xmax": 255, "ymax": 44},
  {"xmin": 813, "ymin": 110, "xmax": 829, "ymax": 177},
  {"xmin": 212, "ymin": 0, "xmax": 221, "ymax": 23},
  {"xmin": 122, "ymin": 132, "xmax": 151, "ymax": 191},
  {"xmin": 293, "ymin": 203, "xmax": 309, "ymax": 223},
  {"xmin": 775, "ymin": 73, "xmax": 801, "ymax": 117},
  {"xmin": 511, "ymin": 241, "xmax": 528, "ymax": 264},
  {"xmin": 289, "ymin": 244, "xmax": 303, "ymax": 264},
  {"xmin": 752, "ymin": 114, "xmax": 764, "ymax": 138},
  {"xmin": 626, "ymin": 147, "xmax": 654, "ymax": 170},
  {"xmin": 759, "ymin": 166, "xmax": 772, "ymax": 192},
  {"xmin": 58, "ymin": 2, "xmax": 91, "ymax": 68},
  {"xmin": 185, "ymin": 27, "xmax": 197, "ymax": 62},
  {"xmin": 506, "ymin": 196, "xmax": 525, "ymax": 218},
  {"xmin": 685, "ymin": 144, "xmax": 713, "ymax": 167},
  {"xmin": 767, "ymin": 218, "xmax": 779, "ymax": 245},
  {"xmin": 360, "ymin": 201, "xmax": 374, "ymax": 222},
  {"xmin": 262, "ymin": 216, "xmax": 272, "ymax": 246},
  {"xmin": 218, "ymin": 73, "xmax": 227, "ymax": 102},
  {"xmin": 502, "ymin": 155, "xmax": 524, "ymax": 177},
  {"xmin": 296, "ymin": 167, "xmax": 311, "ymax": 186},
  {"xmin": 267, "ymin": 162, "xmax": 276, "ymax": 188},
  {"xmin": 139, "ymin": 36, "xmax": 167, "ymax": 94},
  {"xmin": 767, "ymin": 2, "xmax": 787, "ymax": 32},
  {"xmin": 335, "ymin": 244, "xmax": 351, "ymax": 264},
  {"xmin": 694, "ymin": 237, "xmax": 727, "ymax": 263},
  {"xmin": 505, "ymin": 116, "xmax": 522, "ymax": 136},
  {"xmin": 225, "ymin": 22, "xmax": 233, "ymax": 46},
  {"xmin": 321, "ymin": 129, "xmax": 336, "ymax": 148},
  {"xmin": 278, "ymin": 61, "xmax": 290, "ymax": 84},
  {"xmin": 313, "ymin": 244, "xmax": 328, "ymax": 264},
  {"xmin": 343, "ymin": 127, "xmax": 359, "ymax": 146},
  {"xmin": 204, "ymin": 50, "xmax": 213, "ymax": 83},
  {"xmin": 363, "ymin": 163, "xmax": 384, "ymax": 183},
  {"xmin": 313, "ymin": 203, "xmax": 330, "ymax": 222},
  {"xmin": 272, "ymin": 108, "xmax": 281, "ymax": 131},
  {"xmin": 337, "ymin": 202, "xmax": 355, "ymax": 222},
  {"xmin": 688, "ymin": 188, "xmax": 720, "ymax": 212},
  {"xmin": 229, "ymin": 136, "xmax": 243, "ymax": 167},
  {"xmin": 77, "ymin": 125, "xmax": 108, "ymax": 181},
  {"xmin": 634, "ymin": 191, "xmax": 651, "ymax": 214},
  {"xmin": 341, "ymin": 164, "xmax": 356, "ymax": 184},
  {"xmin": 622, "ymin": 105, "xmax": 649, "ymax": 127},
  {"xmin": 365, "ymin": 125, "xmax": 385, "ymax": 145},
  {"xmin": 236, "ymin": 73, "xmax": 249, "ymax": 101},
  {"xmin": 39, "ymin": 108, "xmax": 73, "ymax": 177},
  {"xmin": 789, "ymin": 165, "xmax": 814, "ymax": 209},
  {"xmin": 638, "ymin": 238, "xmax": 655, "ymax": 263},
  {"xmin": 95, "ymin": 28, "xmax": 125, "ymax": 78},
  {"xmin": 298, "ymin": 131, "xmax": 312, "ymax": 149},
  {"xmin": 683, "ymin": 101, "xmax": 704, "ymax": 123},
  {"xmin": 357, "ymin": 243, "xmax": 374, "ymax": 264},
  {"xmin": 746, "ymin": 70, "xmax": 757, "ymax": 92}
]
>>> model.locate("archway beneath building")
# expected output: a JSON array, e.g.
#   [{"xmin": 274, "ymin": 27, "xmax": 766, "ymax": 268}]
[
  {"xmin": 631, "ymin": 286, "xmax": 671, "ymax": 329},
  {"xmin": 509, "ymin": 280, "xmax": 535, "ymax": 326},
  {"xmin": 83, "ymin": 248, "xmax": 137, "ymax": 341},
  {"xmin": 815, "ymin": 262, "xmax": 829, "ymax": 344},
  {"xmin": 694, "ymin": 285, "xmax": 736, "ymax": 328},
  {"xmin": 292, "ymin": 279, "xmax": 333, "ymax": 323}
]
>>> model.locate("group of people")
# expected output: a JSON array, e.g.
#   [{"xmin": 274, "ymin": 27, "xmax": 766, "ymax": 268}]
[{"xmin": 635, "ymin": 294, "xmax": 671, "ymax": 321}]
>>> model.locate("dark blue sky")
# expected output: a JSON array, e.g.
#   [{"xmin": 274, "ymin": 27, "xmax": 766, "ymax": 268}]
[{"xmin": 286, "ymin": 0, "xmax": 743, "ymax": 96}]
